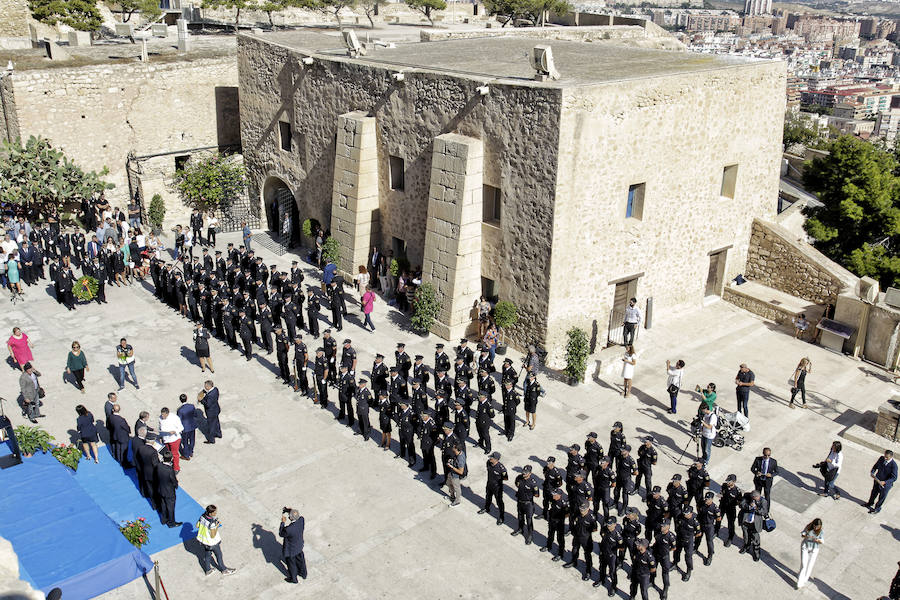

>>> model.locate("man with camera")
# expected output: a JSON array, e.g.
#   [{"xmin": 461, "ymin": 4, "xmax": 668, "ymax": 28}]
[
  {"xmin": 279, "ymin": 508, "xmax": 307, "ymax": 583},
  {"xmin": 738, "ymin": 490, "xmax": 768, "ymax": 562}
]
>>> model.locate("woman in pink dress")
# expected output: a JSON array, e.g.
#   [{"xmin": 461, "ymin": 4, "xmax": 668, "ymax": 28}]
[{"xmin": 7, "ymin": 327, "xmax": 34, "ymax": 371}]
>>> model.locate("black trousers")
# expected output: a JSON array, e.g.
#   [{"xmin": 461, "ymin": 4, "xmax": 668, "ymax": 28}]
[
  {"xmin": 571, "ymin": 537, "xmax": 593, "ymax": 574},
  {"xmin": 111, "ymin": 440, "xmax": 128, "ymax": 465},
  {"xmin": 595, "ymin": 485, "xmax": 612, "ymax": 519},
  {"xmin": 295, "ymin": 367, "xmax": 308, "ymax": 393},
  {"xmin": 357, "ymin": 409, "xmax": 370, "ymax": 440},
  {"xmin": 700, "ymin": 524, "xmax": 716, "ymax": 558},
  {"xmin": 754, "ymin": 478, "xmax": 772, "ymax": 503},
  {"xmin": 598, "ymin": 550, "xmax": 617, "ymax": 586},
  {"xmin": 421, "ymin": 445, "xmax": 436, "ymax": 477},
  {"xmin": 635, "ymin": 466, "xmax": 652, "ymax": 497},
  {"xmin": 546, "ymin": 518, "xmax": 565, "ymax": 556},
  {"xmin": 614, "ymin": 477, "xmax": 631, "ymax": 511},
  {"xmin": 623, "ymin": 321, "xmax": 637, "ymax": 345},
  {"xmin": 720, "ymin": 505, "xmax": 737, "ymax": 540},
  {"xmin": 484, "ymin": 483, "xmax": 504, "ymax": 516},
  {"xmin": 868, "ymin": 481, "xmax": 892, "ymax": 510},
  {"xmin": 399, "ymin": 435, "xmax": 415, "ymax": 465},
  {"xmin": 96, "ymin": 282, "xmax": 106, "ymax": 303},
  {"xmin": 316, "ymin": 379, "xmax": 328, "ymax": 408},
  {"xmin": 331, "ymin": 308, "xmax": 342, "ymax": 330},
  {"xmin": 741, "ymin": 523, "xmax": 761, "ymax": 557},
  {"xmin": 206, "ymin": 415, "xmax": 221, "ymax": 442},
  {"xmin": 241, "ymin": 335, "xmax": 252, "ymax": 359},
  {"xmin": 652, "ymin": 555, "xmax": 671, "ymax": 593},
  {"xmin": 260, "ymin": 327, "xmax": 273, "ymax": 353},
  {"xmin": 630, "ymin": 573, "xmax": 651, "ymax": 600},
  {"xmin": 674, "ymin": 537, "xmax": 695, "ymax": 571},
  {"xmin": 139, "ymin": 475, "xmax": 154, "ymax": 499},
  {"xmin": 308, "ymin": 314, "xmax": 319, "ymax": 337},
  {"xmin": 207, "ymin": 227, "xmax": 216, "ymax": 246},
  {"xmin": 503, "ymin": 410, "xmax": 516, "ymax": 440},
  {"xmin": 476, "ymin": 422, "xmax": 491, "ymax": 453},
  {"xmin": 516, "ymin": 501, "xmax": 534, "ymax": 541},
  {"xmin": 277, "ymin": 352, "xmax": 290, "ymax": 382},
  {"xmin": 285, "ymin": 320, "xmax": 297, "ymax": 343},
  {"xmin": 338, "ymin": 392, "xmax": 354, "ymax": 424},
  {"xmin": 285, "ymin": 551, "xmax": 307, "ymax": 582},
  {"xmin": 159, "ymin": 495, "xmax": 176, "ymax": 525}
]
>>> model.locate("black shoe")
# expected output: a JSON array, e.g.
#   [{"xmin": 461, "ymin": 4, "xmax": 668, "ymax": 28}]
[
  {"xmin": 552, "ymin": 555, "xmax": 562, "ymax": 562},
  {"xmin": 478, "ymin": 509, "xmax": 487, "ymax": 514},
  {"xmin": 723, "ymin": 538, "xmax": 732, "ymax": 548},
  {"xmin": 703, "ymin": 557, "xmax": 711, "ymax": 566},
  {"xmin": 203, "ymin": 440, "xmax": 215, "ymax": 444},
  {"xmin": 738, "ymin": 547, "xmax": 747, "ymax": 554},
  {"xmin": 753, "ymin": 554, "xmax": 760, "ymax": 562},
  {"xmin": 510, "ymin": 529, "xmax": 521, "ymax": 536},
  {"xmin": 682, "ymin": 570, "xmax": 691, "ymax": 582},
  {"xmin": 525, "ymin": 539, "xmax": 532, "ymax": 545},
  {"xmin": 284, "ymin": 577, "xmax": 298, "ymax": 584},
  {"xmin": 496, "ymin": 518, "xmax": 503, "ymax": 526},
  {"xmin": 540, "ymin": 547, "xmax": 549, "ymax": 553},
  {"xmin": 563, "ymin": 561, "xmax": 575, "ymax": 568},
  {"xmin": 581, "ymin": 574, "xmax": 589, "ymax": 581},
  {"xmin": 592, "ymin": 580, "xmax": 602, "ymax": 588},
  {"xmin": 608, "ymin": 588, "xmax": 616, "ymax": 597}
]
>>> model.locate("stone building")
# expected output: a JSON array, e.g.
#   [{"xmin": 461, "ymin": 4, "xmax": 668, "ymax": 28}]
[{"xmin": 238, "ymin": 30, "xmax": 785, "ymax": 358}]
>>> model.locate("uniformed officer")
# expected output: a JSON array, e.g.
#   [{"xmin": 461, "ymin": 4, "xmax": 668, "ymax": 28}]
[
  {"xmin": 479, "ymin": 452, "xmax": 508, "ymax": 524},
  {"xmin": 327, "ymin": 281, "xmax": 343, "ymax": 331},
  {"xmin": 313, "ymin": 348, "xmax": 329, "ymax": 408},
  {"xmin": 340, "ymin": 339, "xmax": 357, "ymax": 377},
  {"xmin": 474, "ymin": 392, "xmax": 495, "ymax": 454},
  {"xmin": 500, "ymin": 357, "xmax": 518, "ymax": 391},
  {"xmin": 371, "ymin": 354, "xmax": 389, "ymax": 400},
  {"xmin": 434, "ymin": 389, "xmax": 451, "ymax": 427},
  {"xmin": 434, "ymin": 343, "xmax": 451, "ymax": 374},
  {"xmin": 282, "ymin": 293, "xmax": 299, "ymax": 341},
  {"xmin": 377, "ymin": 391, "xmax": 393, "ymax": 451},
  {"xmin": 645, "ymin": 486, "xmax": 667, "ymax": 542},
  {"xmin": 259, "ymin": 302, "xmax": 274, "ymax": 354},
  {"xmin": 395, "ymin": 343, "xmax": 412, "ymax": 380},
  {"xmin": 620, "ymin": 506, "xmax": 642, "ymax": 568},
  {"xmin": 476, "ymin": 367, "xmax": 496, "ymax": 403},
  {"xmin": 454, "ymin": 378, "xmax": 476, "ymax": 413},
  {"xmin": 565, "ymin": 444, "xmax": 586, "ymax": 499},
  {"xmin": 595, "ymin": 516, "xmax": 623, "ymax": 595},
  {"xmin": 666, "ymin": 474, "xmax": 687, "ymax": 520},
  {"xmin": 630, "ymin": 538, "xmax": 656, "ymax": 600},
  {"xmin": 434, "ymin": 368, "xmax": 453, "ymax": 401},
  {"xmin": 388, "ymin": 366, "xmax": 408, "ymax": 403},
  {"xmin": 338, "ymin": 365, "xmax": 356, "ymax": 424},
  {"xmin": 651, "ymin": 519, "xmax": 676, "ymax": 600},
  {"xmin": 306, "ymin": 289, "xmax": 320, "ymax": 338},
  {"xmin": 512, "ymin": 465, "xmax": 540, "ymax": 544},
  {"xmin": 595, "ymin": 455, "xmax": 616, "ymax": 520},
  {"xmin": 540, "ymin": 487, "xmax": 568, "ymax": 560},
  {"xmin": 452, "ymin": 399, "xmax": 470, "ymax": 443},
  {"xmin": 397, "ymin": 400, "xmax": 416, "ymax": 467},
  {"xmin": 541, "ymin": 456, "xmax": 564, "ymax": 519},
  {"xmin": 687, "ymin": 460, "xmax": 711, "ymax": 510},
  {"xmin": 477, "ymin": 345, "xmax": 494, "ymax": 375},
  {"xmin": 238, "ymin": 309, "xmax": 254, "ymax": 361},
  {"xmin": 718, "ymin": 474, "xmax": 742, "ymax": 547},
  {"xmin": 698, "ymin": 491, "xmax": 721, "ymax": 566},
  {"xmin": 566, "ymin": 502, "xmax": 599, "ymax": 581},
  {"xmin": 609, "ymin": 421, "xmax": 626, "ymax": 471},
  {"xmin": 274, "ymin": 325, "xmax": 291, "ymax": 385},
  {"xmin": 522, "ymin": 371, "xmax": 541, "ymax": 430},
  {"xmin": 355, "ymin": 379, "xmax": 372, "ymax": 440},
  {"xmin": 585, "ymin": 431, "xmax": 603, "ymax": 488},
  {"xmin": 417, "ymin": 410, "xmax": 438, "ymax": 479},
  {"xmin": 293, "ymin": 335, "xmax": 309, "ymax": 395},
  {"xmin": 454, "ymin": 357, "xmax": 472, "ymax": 386},
  {"xmin": 501, "ymin": 380, "xmax": 519, "ymax": 442},
  {"xmin": 673, "ymin": 504, "xmax": 700, "ymax": 581},
  {"xmin": 412, "ymin": 355, "xmax": 429, "ymax": 395},
  {"xmin": 636, "ymin": 436, "xmax": 658, "ymax": 497},
  {"xmin": 615, "ymin": 445, "xmax": 638, "ymax": 515},
  {"xmin": 455, "ymin": 338, "xmax": 474, "ymax": 367},
  {"xmin": 322, "ymin": 330, "xmax": 337, "ymax": 385},
  {"xmin": 440, "ymin": 422, "xmax": 461, "ymax": 486},
  {"xmin": 222, "ymin": 299, "xmax": 237, "ymax": 349}
]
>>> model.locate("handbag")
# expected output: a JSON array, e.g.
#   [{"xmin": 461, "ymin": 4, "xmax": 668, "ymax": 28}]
[
  {"xmin": 667, "ymin": 384, "xmax": 679, "ymax": 395},
  {"xmin": 38, "ymin": 386, "xmax": 46, "ymax": 399},
  {"xmin": 763, "ymin": 517, "xmax": 776, "ymax": 532}
]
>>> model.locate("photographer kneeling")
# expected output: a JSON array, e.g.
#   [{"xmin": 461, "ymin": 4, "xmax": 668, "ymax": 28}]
[{"xmin": 280, "ymin": 508, "xmax": 307, "ymax": 583}]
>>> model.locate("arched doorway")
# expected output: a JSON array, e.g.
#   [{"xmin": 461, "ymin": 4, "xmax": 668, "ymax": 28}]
[{"xmin": 262, "ymin": 176, "xmax": 300, "ymax": 248}]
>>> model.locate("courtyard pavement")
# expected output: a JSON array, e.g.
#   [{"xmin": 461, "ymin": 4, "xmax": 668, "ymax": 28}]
[{"xmin": 1, "ymin": 229, "xmax": 897, "ymax": 600}]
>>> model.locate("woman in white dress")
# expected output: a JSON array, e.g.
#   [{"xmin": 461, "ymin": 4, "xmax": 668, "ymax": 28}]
[
  {"xmin": 797, "ymin": 518, "xmax": 823, "ymax": 589},
  {"xmin": 621, "ymin": 344, "xmax": 636, "ymax": 397}
]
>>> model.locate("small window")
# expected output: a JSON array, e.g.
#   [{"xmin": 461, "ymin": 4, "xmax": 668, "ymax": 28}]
[
  {"xmin": 481, "ymin": 277, "xmax": 498, "ymax": 303},
  {"xmin": 174, "ymin": 155, "xmax": 190, "ymax": 172},
  {"xmin": 482, "ymin": 185, "xmax": 501, "ymax": 224},
  {"xmin": 721, "ymin": 164, "xmax": 738, "ymax": 199},
  {"xmin": 626, "ymin": 183, "xmax": 645, "ymax": 220},
  {"xmin": 389, "ymin": 155, "xmax": 405, "ymax": 191},
  {"xmin": 279, "ymin": 121, "xmax": 292, "ymax": 152}
]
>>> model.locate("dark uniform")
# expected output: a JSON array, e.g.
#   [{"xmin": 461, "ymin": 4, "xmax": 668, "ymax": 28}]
[
  {"xmin": 323, "ymin": 334, "xmax": 337, "ymax": 385},
  {"xmin": 434, "ymin": 347, "xmax": 452, "ymax": 375},
  {"xmin": 283, "ymin": 298, "xmax": 300, "ymax": 341},
  {"xmin": 629, "ymin": 543, "xmax": 656, "ymax": 600},
  {"xmin": 275, "ymin": 329, "xmax": 291, "ymax": 383},
  {"xmin": 501, "ymin": 383, "xmax": 519, "ymax": 442},
  {"xmin": 595, "ymin": 458, "xmax": 616, "ymax": 519},
  {"xmin": 355, "ymin": 383, "xmax": 373, "ymax": 440},
  {"xmin": 645, "ymin": 487, "xmax": 667, "ymax": 542},
  {"xmin": 371, "ymin": 358, "xmax": 389, "ymax": 401},
  {"xmin": 541, "ymin": 461, "xmax": 564, "ymax": 519},
  {"xmin": 306, "ymin": 293, "xmax": 320, "ymax": 338},
  {"xmin": 440, "ymin": 429, "xmax": 461, "ymax": 484},
  {"xmin": 513, "ymin": 470, "xmax": 540, "ymax": 544},
  {"xmin": 698, "ymin": 494, "xmax": 721, "ymax": 565},
  {"xmin": 718, "ymin": 477, "xmax": 742, "ymax": 546},
  {"xmin": 397, "ymin": 405, "xmax": 416, "ymax": 466},
  {"xmin": 609, "ymin": 423, "xmax": 625, "ymax": 471},
  {"xmin": 313, "ymin": 352, "xmax": 329, "ymax": 408},
  {"xmin": 474, "ymin": 396, "xmax": 495, "ymax": 453},
  {"xmin": 597, "ymin": 518, "xmax": 623, "ymax": 593},
  {"xmin": 418, "ymin": 414, "xmax": 438, "ymax": 479},
  {"xmin": 615, "ymin": 449, "xmax": 637, "ymax": 514},
  {"xmin": 412, "ymin": 358, "xmax": 429, "ymax": 396},
  {"xmin": 293, "ymin": 339, "xmax": 309, "ymax": 394},
  {"xmin": 542, "ymin": 489, "xmax": 568, "ymax": 560},
  {"xmin": 155, "ymin": 461, "xmax": 180, "ymax": 527},
  {"xmin": 395, "ymin": 346, "xmax": 412, "ymax": 381},
  {"xmin": 620, "ymin": 509, "xmax": 642, "ymax": 567},
  {"xmin": 238, "ymin": 313, "xmax": 254, "ymax": 360},
  {"xmin": 673, "ymin": 509, "xmax": 701, "ymax": 581},
  {"xmin": 584, "ymin": 434, "xmax": 603, "ymax": 491},
  {"xmin": 666, "ymin": 477, "xmax": 688, "ymax": 520},
  {"xmin": 652, "ymin": 524, "xmax": 677, "ymax": 600},
  {"xmin": 452, "ymin": 404, "xmax": 470, "ymax": 443},
  {"xmin": 687, "ymin": 463, "xmax": 711, "ymax": 510},
  {"xmin": 636, "ymin": 441, "xmax": 658, "ymax": 497},
  {"xmin": 338, "ymin": 368, "xmax": 356, "ymax": 425},
  {"xmin": 480, "ymin": 456, "xmax": 508, "ymax": 523}
]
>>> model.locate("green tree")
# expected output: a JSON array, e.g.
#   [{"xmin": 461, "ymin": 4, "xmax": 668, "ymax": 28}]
[
  {"xmin": 322, "ymin": 236, "xmax": 340, "ymax": 265},
  {"xmin": 148, "ymin": 193, "xmax": 166, "ymax": 231},
  {"xmin": 29, "ymin": 0, "xmax": 103, "ymax": 32},
  {"xmin": 563, "ymin": 327, "xmax": 589, "ymax": 383},
  {"xmin": 318, "ymin": 0, "xmax": 356, "ymax": 31},
  {"xmin": 410, "ymin": 282, "xmax": 440, "ymax": 332},
  {"xmin": 201, "ymin": 0, "xmax": 252, "ymax": 30},
  {"xmin": 803, "ymin": 135, "xmax": 900, "ymax": 289},
  {"xmin": 0, "ymin": 136, "xmax": 112, "ymax": 212},
  {"xmin": 483, "ymin": 0, "xmax": 537, "ymax": 25},
  {"xmin": 531, "ymin": 0, "xmax": 570, "ymax": 26},
  {"xmin": 358, "ymin": 0, "xmax": 377, "ymax": 27},
  {"xmin": 405, "ymin": 0, "xmax": 446, "ymax": 26},
  {"xmin": 106, "ymin": 0, "xmax": 162, "ymax": 22},
  {"xmin": 172, "ymin": 152, "xmax": 247, "ymax": 212}
]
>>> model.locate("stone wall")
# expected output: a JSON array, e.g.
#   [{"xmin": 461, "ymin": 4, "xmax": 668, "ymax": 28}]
[
  {"xmin": 545, "ymin": 61, "xmax": 785, "ymax": 361},
  {"xmin": 723, "ymin": 285, "xmax": 799, "ymax": 325},
  {"xmin": 0, "ymin": 73, "xmax": 20, "ymax": 143},
  {"xmin": 238, "ymin": 34, "xmax": 562, "ymax": 349},
  {"xmin": 0, "ymin": 0, "xmax": 28, "ymax": 37},
  {"xmin": 7, "ymin": 56, "xmax": 239, "ymax": 206},
  {"xmin": 745, "ymin": 218, "xmax": 856, "ymax": 305}
]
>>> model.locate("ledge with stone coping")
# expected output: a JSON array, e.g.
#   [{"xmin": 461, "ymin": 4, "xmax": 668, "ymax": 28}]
[{"xmin": 723, "ymin": 280, "xmax": 824, "ymax": 328}]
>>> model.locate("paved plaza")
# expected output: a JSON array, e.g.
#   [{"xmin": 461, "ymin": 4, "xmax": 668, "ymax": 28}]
[{"xmin": 2, "ymin": 230, "xmax": 898, "ymax": 600}]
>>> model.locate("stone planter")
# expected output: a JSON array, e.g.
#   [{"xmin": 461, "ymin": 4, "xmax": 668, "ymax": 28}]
[{"xmin": 496, "ymin": 344, "xmax": 508, "ymax": 356}]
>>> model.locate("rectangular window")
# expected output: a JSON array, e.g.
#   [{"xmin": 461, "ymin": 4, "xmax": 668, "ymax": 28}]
[
  {"xmin": 481, "ymin": 277, "xmax": 498, "ymax": 303},
  {"xmin": 389, "ymin": 155, "xmax": 405, "ymax": 191},
  {"xmin": 625, "ymin": 183, "xmax": 645, "ymax": 220},
  {"xmin": 392, "ymin": 236, "xmax": 407, "ymax": 259},
  {"xmin": 482, "ymin": 185, "xmax": 501, "ymax": 224},
  {"xmin": 279, "ymin": 121, "xmax": 292, "ymax": 152},
  {"xmin": 721, "ymin": 164, "xmax": 738, "ymax": 199},
  {"xmin": 174, "ymin": 155, "xmax": 190, "ymax": 172}
]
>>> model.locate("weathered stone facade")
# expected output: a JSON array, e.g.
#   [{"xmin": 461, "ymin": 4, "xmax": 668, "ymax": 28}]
[
  {"xmin": 2, "ymin": 56, "xmax": 239, "ymax": 206},
  {"xmin": 745, "ymin": 219, "xmax": 856, "ymax": 305},
  {"xmin": 238, "ymin": 31, "xmax": 785, "ymax": 358},
  {"xmin": 0, "ymin": 0, "xmax": 28, "ymax": 37}
]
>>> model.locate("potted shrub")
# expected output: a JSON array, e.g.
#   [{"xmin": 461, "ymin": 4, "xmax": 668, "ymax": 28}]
[
  {"xmin": 322, "ymin": 236, "xmax": 340, "ymax": 266},
  {"xmin": 120, "ymin": 518, "xmax": 151, "ymax": 548},
  {"xmin": 14, "ymin": 425, "xmax": 54, "ymax": 457},
  {"xmin": 563, "ymin": 327, "xmax": 590, "ymax": 385},
  {"xmin": 411, "ymin": 282, "xmax": 440, "ymax": 334},
  {"xmin": 148, "ymin": 193, "xmax": 166, "ymax": 234},
  {"xmin": 492, "ymin": 300, "xmax": 518, "ymax": 355},
  {"xmin": 52, "ymin": 444, "xmax": 84, "ymax": 471}
]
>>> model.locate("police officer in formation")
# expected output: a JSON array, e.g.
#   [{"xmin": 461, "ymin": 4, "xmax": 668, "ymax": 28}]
[{"xmin": 479, "ymin": 452, "xmax": 508, "ymax": 525}]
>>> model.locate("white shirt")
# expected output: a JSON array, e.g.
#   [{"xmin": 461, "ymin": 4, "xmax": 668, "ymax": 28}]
[
  {"xmin": 666, "ymin": 366, "xmax": 683, "ymax": 388},
  {"xmin": 136, "ymin": 234, "xmax": 146, "ymax": 248},
  {"xmin": 702, "ymin": 412, "xmax": 717, "ymax": 439},
  {"xmin": 184, "ymin": 230, "xmax": 193, "ymax": 247},
  {"xmin": 2, "ymin": 240, "xmax": 17, "ymax": 255},
  {"xmin": 158, "ymin": 414, "xmax": 184, "ymax": 444},
  {"xmin": 826, "ymin": 450, "xmax": 842, "ymax": 473},
  {"xmin": 624, "ymin": 305, "xmax": 642, "ymax": 324}
]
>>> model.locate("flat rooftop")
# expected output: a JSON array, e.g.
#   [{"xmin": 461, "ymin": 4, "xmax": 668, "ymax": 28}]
[{"xmin": 252, "ymin": 30, "xmax": 767, "ymax": 87}]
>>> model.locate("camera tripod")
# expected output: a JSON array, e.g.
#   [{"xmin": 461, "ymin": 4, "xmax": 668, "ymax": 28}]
[
  {"xmin": 677, "ymin": 433, "xmax": 701, "ymax": 466},
  {"xmin": 9, "ymin": 288, "xmax": 24, "ymax": 305}
]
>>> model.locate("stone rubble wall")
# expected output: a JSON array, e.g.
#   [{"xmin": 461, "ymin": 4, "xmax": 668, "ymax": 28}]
[
  {"xmin": 7, "ymin": 56, "xmax": 239, "ymax": 207},
  {"xmin": 0, "ymin": 0, "xmax": 28, "ymax": 37},
  {"xmin": 723, "ymin": 285, "xmax": 799, "ymax": 325},
  {"xmin": 745, "ymin": 218, "xmax": 857, "ymax": 306}
]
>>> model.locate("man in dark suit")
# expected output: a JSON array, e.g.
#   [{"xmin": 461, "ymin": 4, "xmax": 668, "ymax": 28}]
[
  {"xmin": 134, "ymin": 411, "xmax": 154, "ymax": 441},
  {"xmin": 738, "ymin": 490, "xmax": 768, "ymax": 562},
  {"xmin": 865, "ymin": 449, "xmax": 897, "ymax": 514},
  {"xmin": 155, "ymin": 451, "xmax": 182, "ymax": 528},
  {"xmin": 200, "ymin": 380, "xmax": 222, "ymax": 444},
  {"xmin": 750, "ymin": 447, "xmax": 778, "ymax": 503},
  {"xmin": 104, "ymin": 392, "xmax": 117, "ymax": 442},
  {"xmin": 279, "ymin": 508, "xmax": 307, "ymax": 583},
  {"xmin": 108, "ymin": 404, "xmax": 132, "ymax": 466},
  {"xmin": 134, "ymin": 427, "xmax": 160, "ymax": 502},
  {"xmin": 176, "ymin": 393, "xmax": 198, "ymax": 460}
]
